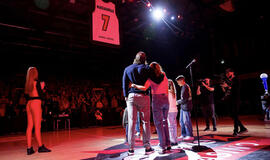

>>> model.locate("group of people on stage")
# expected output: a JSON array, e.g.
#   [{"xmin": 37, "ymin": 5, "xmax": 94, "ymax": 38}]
[
  {"xmin": 22, "ymin": 51, "xmax": 248, "ymax": 156},
  {"xmin": 122, "ymin": 51, "xmax": 248, "ymax": 155}
]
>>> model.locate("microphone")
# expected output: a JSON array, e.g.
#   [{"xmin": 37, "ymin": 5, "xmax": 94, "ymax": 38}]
[
  {"xmin": 260, "ymin": 73, "xmax": 268, "ymax": 94},
  {"xmin": 186, "ymin": 59, "xmax": 196, "ymax": 69}
]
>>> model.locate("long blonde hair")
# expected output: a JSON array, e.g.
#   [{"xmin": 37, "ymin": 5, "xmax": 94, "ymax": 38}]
[
  {"xmin": 168, "ymin": 79, "xmax": 176, "ymax": 98},
  {"xmin": 24, "ymin": 67, "xmax": 38, "ymax": 95}
]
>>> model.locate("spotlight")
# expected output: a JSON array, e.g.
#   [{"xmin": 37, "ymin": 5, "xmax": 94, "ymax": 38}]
[
  {"xmin": 163, "ymin": 8, "xmax": 167, "ymax": 13},
  {"xmin": 152, "ymin": 8, "xmax": 164, "ymax": 21},
  {"xmin": 221, "ymin": 60, "xmax": 225, "ymax": 64},
  {"xmin": 146, "ymin": 2, "xmax": 151, "ymax": 8},
  {"xmin": 177, "ymin": 14, "xmax": 181, "ymax": 19},
  {"xmin": 171, "ymin": 16, "xmax": 175, "ymax": 20}
]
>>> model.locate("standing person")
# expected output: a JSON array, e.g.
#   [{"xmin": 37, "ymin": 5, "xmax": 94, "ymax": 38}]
[
  {"xmin": 167, "ymin": 79, "xmax": 178, "ymax": 146},
  {"xmin": 0, "ymin": 94, "xmax": 9, "ymax": 135},
  {"xmin": 175, "ymin": 75, "xmax": 194, "ymax": 141},
  {"xmin": 25, "ymin": 67, "xmax": 51, "ymax": 155},
  {"xmin": 131, "ymin": 62, "xmax": 171, "ymax": 154},
  {"xmin": 197, "ymin": 78, "xmax": 217, "ymax": 131},
  {"xmin": 122, "ymin": 51, "xmax": 154, "ymax": 155},
  {"xmin": 221, "ymin": 68, "xmax": 247, "ymax": 136},
  {"xmin": 261, "ymin": 93, "xmax": 270, "ymax": 121}
]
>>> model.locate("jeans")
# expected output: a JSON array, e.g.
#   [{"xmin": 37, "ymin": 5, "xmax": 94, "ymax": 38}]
[
  {"xmin": 126, "ymin": 93, "xmax": 151, "ymax": 149},
  {"xmin": 266, "ymin": 107, "xmax": 270, "ymax": 120},
  {"xmin": 136, "ymin": 112, "xmax": 140, "ymax": 133},
  {"xmin": 168, "ymin": 112, "xmax": 178, "ymax": 144},
  {"xmin": 261, "ymin": 99, "xmax": 270, "ymax": 120},
  {"xmin": 201, "ymin": 104, "xmax": 216, "ymax": 128},
  {"xmin": 179, "ymin": 109, "xmax": 193, "ymax": 137},
  {"xmin": 152, "ymin": 94, "xmax": 170, "ymax": 149},
  {"xmin": 125, "ymin": 125, "xmax": 128, "ymax": 142}
]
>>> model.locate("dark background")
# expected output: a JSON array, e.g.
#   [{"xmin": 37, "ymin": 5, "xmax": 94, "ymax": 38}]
[{"xmin": 0, "ymin": 0, "xmax": 269, "ymax": 115}]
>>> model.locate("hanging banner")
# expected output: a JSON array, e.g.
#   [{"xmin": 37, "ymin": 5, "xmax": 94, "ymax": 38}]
[{"xmin": 92, "ymin": 0, "xmax": 120, "ymax": 46}]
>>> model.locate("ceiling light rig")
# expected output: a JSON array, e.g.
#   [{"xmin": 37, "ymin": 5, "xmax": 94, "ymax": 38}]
[
  {"xmin": 152, "ymin": 8, "xmax": 164, "ymax": 21},
  {"xmin": 126, "ymin": 0, "xmax": 184, "ymax": 36}
]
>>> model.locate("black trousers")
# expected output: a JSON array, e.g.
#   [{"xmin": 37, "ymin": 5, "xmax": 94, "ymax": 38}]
[
  {"xmin": 201, "ymin": 104, "xmax": 216, "ymax": 128},
  {"xmin": 226, "ymin": 99, "xmax": 245, "ymax": 132}
]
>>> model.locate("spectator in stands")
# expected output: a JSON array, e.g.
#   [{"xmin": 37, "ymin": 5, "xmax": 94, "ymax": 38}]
[
  {"xmin": 0, "ymin": 94, "xmax": 8, "ymax": 118},
  {"xmin": 0, "ymin": 94, "xmax": 9, "ymax": 135}
]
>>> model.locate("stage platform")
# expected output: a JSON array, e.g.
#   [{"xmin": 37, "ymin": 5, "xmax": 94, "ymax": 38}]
[{"xmin": 0, "ymin": 115, "xmax": 269, "ymax": 160}]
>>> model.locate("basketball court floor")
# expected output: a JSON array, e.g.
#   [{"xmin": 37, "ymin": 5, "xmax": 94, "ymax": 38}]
[{"xmin": 0, "ymin": 115, "xmax": 269, "ymax": 160}]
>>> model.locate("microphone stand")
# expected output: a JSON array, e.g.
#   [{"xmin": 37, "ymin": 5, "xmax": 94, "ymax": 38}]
[{"xmin": 186, "ymin": 63, "xmax": 209, "ymax": 152}]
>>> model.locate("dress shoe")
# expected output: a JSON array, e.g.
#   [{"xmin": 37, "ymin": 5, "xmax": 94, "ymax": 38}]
[
  {"xmin": 233, "ymin": 131, "xmax": 238, "ymax": 136},
  {"xmin": 238, "ymin": 128, "xmax": 248, "ymax": 134}
]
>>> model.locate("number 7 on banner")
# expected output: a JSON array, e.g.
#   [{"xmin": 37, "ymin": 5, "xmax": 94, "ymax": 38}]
[
  {"xmin": 102, "ymin": 14, "xmax": 110, "ymax": 31},
  {"xmin": 92, "ymin": 0, "xmax": 120, "ymax": 46}
]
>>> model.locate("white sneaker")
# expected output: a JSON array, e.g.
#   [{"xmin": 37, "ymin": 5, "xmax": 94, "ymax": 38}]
[
  {"xmin": 183, "ymin": 136, "xmax": 194, "ymax": 141},
  {"xmin": 135, "ymin": 132, "xmax": 140, "ymax": 137},
  {"xmin": 178, "ymin": 136, "xmax": 185, "ymax": 141}
]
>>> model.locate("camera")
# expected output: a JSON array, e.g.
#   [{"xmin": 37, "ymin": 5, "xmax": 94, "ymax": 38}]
[
  {"xmin": 198, "ymin": 79, "xmax": 206, "ymax": 83},
  {"xmin": 197, "ymin": 79, "xmax": 206, "ymax": 87}
]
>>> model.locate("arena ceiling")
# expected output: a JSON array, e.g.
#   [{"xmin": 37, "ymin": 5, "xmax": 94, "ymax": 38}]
[{"xmin": 0, "ymin": 0, "xmax": 268, "ymax": 78}]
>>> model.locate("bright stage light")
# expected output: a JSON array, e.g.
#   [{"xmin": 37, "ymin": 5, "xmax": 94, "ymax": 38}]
[
  {"xmin": 146, "ymin": 2, "xmax": 151, "ymax": 8},
  {"xmin": 152, "ymin": 8, "xmax": 164, "ymax": 21},
  {"xmin": 171, "ymin": 16, "xmax": 175, "ymax": 20}
]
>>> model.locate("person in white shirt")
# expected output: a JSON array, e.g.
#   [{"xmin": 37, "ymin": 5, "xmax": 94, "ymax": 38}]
[{"xmin": 167, "ymin": 79, "xmax": 178, "ymax": 146}]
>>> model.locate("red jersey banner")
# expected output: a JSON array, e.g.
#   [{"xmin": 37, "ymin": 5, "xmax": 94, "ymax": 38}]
[{"xmin": 92, "ymin": 0, "xmax": 120, "ymax": 46}]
